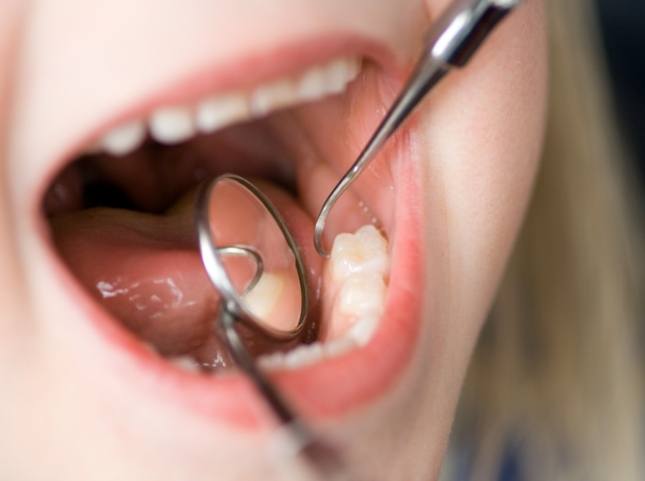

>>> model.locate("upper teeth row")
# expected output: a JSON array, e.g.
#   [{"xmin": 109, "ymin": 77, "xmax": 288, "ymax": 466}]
[{"xmin": 95, "ymin": 56, "xmax": 361, "ymax": 157}]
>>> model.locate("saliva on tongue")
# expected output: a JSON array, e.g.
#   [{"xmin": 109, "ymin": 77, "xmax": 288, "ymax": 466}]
[{"xmin": 50, "ymin": 178, "xmax": 323, "ymax": 371}]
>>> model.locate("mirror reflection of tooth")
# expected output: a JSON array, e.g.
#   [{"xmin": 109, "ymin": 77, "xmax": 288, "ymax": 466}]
[{"xmin": 242, "ymin": 271, "xmax": 285, "ymax": 320}]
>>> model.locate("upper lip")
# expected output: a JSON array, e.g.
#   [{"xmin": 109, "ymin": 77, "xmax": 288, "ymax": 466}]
[{"xmin": 32, "ymin": 26, "xmax": 425, "ymax": 430}]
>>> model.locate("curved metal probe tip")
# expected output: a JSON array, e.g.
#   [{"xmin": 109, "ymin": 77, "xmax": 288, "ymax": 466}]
[
  {"xmin": 217, "ymin": 245, "xmax": 264, "ymax": 293},
  {"xmin": 313, "ymin": 0, "xmax": 521, "ymax": 257}
]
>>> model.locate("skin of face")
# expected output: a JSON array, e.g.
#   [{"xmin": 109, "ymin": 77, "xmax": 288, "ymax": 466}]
[{"xmin": 0, "ymin": 0, "xmax": 547, "ymax": 480}]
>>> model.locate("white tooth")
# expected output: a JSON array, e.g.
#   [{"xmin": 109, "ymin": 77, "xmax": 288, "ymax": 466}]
[
  {"xmin": 331, "ymin": 225, "xmax": 389, "ymax": 282},
  {"xmin": 347, "ymin": 316, "xmax": 378, "ymax": 346},
  {"xmin": 100, "ymin": 120, "xmax": 145, "ymax": 156},
  {"xmin": 169, "ymin": 355, "xmax": 200, "ymax": 373},
  {"xmin": 323, "ymin": 337, "xmax": 357, "ymax": 358},
  {"xmin": 325, "ymin": 224, "xmax": 389, "ymax": 343},
  {"xmin": 259, "ymin": 351, "xmax": 286, "ymax": 370},
  {"xmin": 196, "ymin": 94, "xmax": 249, "ymax": 133},
  {"xmin": 149, "ymin": 106, "xmax": 195, "ymax": 144},
  {"xmin": 284, "ymin": 343, "xmax": 324, "ymax": 369},
  {"xmin": 242, "ymin": 272, "xmax": 285, "ymax": 320},
  {"xmin": 346, "ymin": 57, "xmax": 361, "ymax": 80},
  {"xmin": 325, "ymin": 57, "xmax": 359, "ymax": 93},
  {"xmin": 260, "ymin": 339, "xmax": 353, "ymax": 370},
  {"xmin": 250, "ymin": 79, "xmax": 296, "ymax": 116},
  {"xmin": 297, "ymin": 66, "xmax": 328, "ymax": 101},
  {"xmin": 337, "ymin": 273, "xmax": 386, "ymax": 319}
]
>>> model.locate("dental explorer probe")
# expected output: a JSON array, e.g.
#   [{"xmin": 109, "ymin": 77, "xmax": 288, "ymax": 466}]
[{"xmin": 314, "ymin": 0, "xmax": 522, "ymax": 257}]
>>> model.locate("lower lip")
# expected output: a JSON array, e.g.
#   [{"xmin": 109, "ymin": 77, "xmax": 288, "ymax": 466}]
[{"xmin": 43, "ymin": 127, "xmax": 424, "ymax": 432}]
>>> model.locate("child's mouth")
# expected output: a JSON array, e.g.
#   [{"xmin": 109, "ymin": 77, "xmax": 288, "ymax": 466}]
[{"xmin": 37, "ymin": 35, "xmax": 426, "ymax": 425}]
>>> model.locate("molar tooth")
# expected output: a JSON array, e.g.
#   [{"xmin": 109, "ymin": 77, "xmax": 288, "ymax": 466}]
[
  {"xmin": 347, "ymin": 316, "xmax": 378, "ymax": 346},
  {"xmin": 250, "ymin": 79, "xmax": 297, "ymax": 116},
  {"xmin": 325, "ymin": 224, "xmax": 389, "ymax": 343},
  {"xmin": 331, "ymin": 225, "xmax": 388, "ymax": 282},
  {"xmin": 196, "ymin": 94, "xmax": 249, "ymax": 133},
  {"xmin": 100, "ymin": 120, "xmax": 145, "ymax": 156},
  {"xmin": 149, "ymin": 106, "xmax": 195, "ymax": 144},
  {"xmin": 337, "ymin": 274, "xmax": 386, "ymax": 319}
]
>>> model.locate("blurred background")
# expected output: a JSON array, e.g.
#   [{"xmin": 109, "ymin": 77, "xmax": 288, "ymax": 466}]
[{"xmin": 595, "ymin": 0, "xmax": 645, "ymax": 191}]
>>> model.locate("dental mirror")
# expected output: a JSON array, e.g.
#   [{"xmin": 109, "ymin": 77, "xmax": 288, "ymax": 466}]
[{"xmin": 196, "ymin": 174, "xmax": 309, "ymax": 344}]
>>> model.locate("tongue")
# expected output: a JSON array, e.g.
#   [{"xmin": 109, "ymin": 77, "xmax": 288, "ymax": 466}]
[{"xmin": 50, "ymin": 180, "xmax": 322, "ymax": 365}]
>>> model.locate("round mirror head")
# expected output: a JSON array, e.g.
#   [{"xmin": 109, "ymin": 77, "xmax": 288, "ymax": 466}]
[{"xmin": 196, "ymin": 174, "xmax": 308, "ymax": 342}]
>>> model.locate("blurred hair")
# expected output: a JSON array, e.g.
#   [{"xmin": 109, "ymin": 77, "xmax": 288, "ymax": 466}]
[{"xmin": 450, "ymin": 1, "xmax": 644, "ymax": 480}]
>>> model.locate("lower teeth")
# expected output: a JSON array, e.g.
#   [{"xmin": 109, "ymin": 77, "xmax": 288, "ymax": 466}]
[
  {"xmin": 166, "ymin": 224, "xmax": 389, "ymax": 374},
  {"xmin": 323, "ymin": 225, "xmax": 389, "ymax": 342},
  {"xmin": 257, "ymin": 224, "xmax": 389, "ymax": 371}
]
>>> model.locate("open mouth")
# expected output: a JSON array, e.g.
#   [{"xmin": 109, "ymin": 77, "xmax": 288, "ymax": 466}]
[{"xmin": 38, "ymin": 36, "xmax": 425, "ymax": 426}]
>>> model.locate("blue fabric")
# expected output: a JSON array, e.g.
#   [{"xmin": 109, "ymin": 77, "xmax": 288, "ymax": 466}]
[
  {"xmin": 498, "ymin": 444, "xmax": 522, "ymax": 481},
  {"xmin": 450, "ymin": 441, "xmax": 524, "ymax": 481}
]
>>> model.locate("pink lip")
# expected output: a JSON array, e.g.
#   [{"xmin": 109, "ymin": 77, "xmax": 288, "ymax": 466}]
[{"xmin": 39, "ymin": 32, "xmax": 425, "ymax": 429}]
